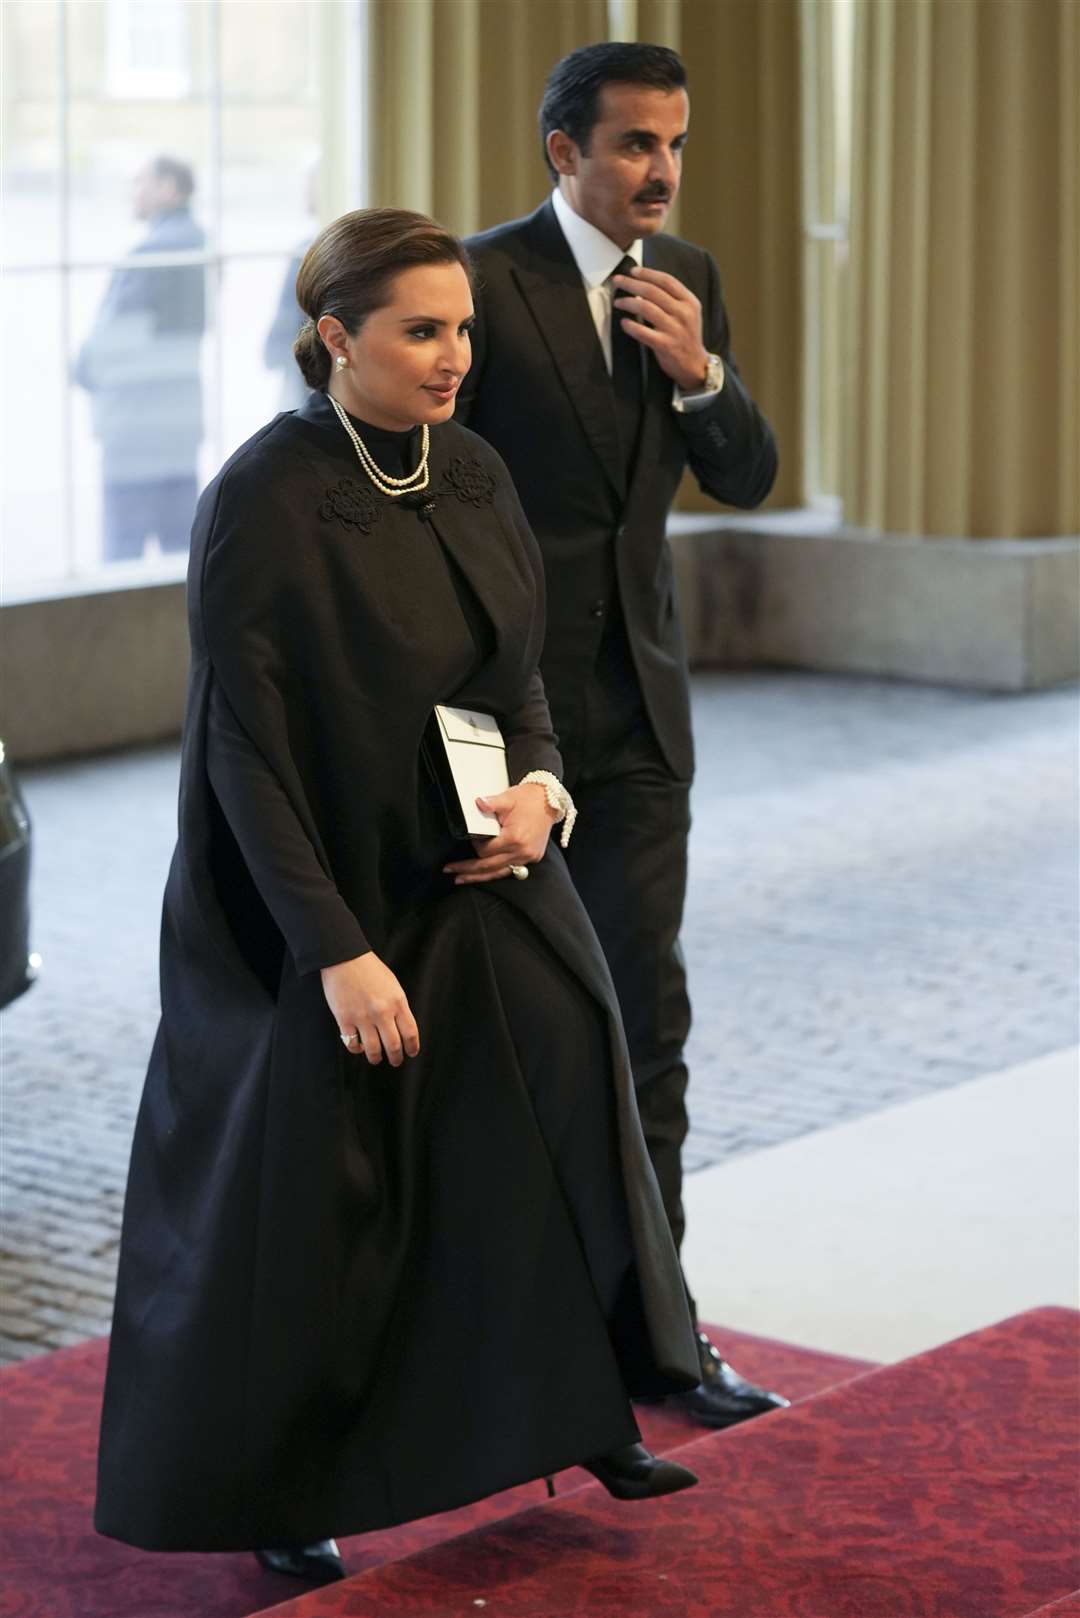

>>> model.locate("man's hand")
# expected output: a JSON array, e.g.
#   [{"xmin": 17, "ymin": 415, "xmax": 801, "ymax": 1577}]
[
  {"xmin": 321, "ymin": 952, "xmax": 420, "ymax": 1068},
  {"xmin": 612, "ymin": 265, "xmax": 712, "ymax": 394},
  {"xmin": 443, "ymin": 782, "xmax": 558, "ymax": 885}
]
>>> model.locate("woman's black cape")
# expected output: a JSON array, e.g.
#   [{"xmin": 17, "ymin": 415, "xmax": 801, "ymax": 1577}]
[{"xmin": 94, "ymin": 393, "xmax": 698, "ymax": 1551}]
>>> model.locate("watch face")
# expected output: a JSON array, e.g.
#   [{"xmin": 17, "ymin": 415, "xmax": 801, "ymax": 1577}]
[{"xmin": 706, "ymin": 353, "xmax": 724, "ymax": 389}]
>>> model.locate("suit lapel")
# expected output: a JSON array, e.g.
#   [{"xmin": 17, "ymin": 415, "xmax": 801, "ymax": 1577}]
[{"xmin": 511, "ymin": 202, "xmax": 626, "ymax": 503}]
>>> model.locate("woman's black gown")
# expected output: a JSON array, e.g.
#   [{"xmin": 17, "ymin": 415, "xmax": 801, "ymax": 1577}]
[{"xmin": 94, "ymin": 395, "xmax": 698, "ymax": 1552}]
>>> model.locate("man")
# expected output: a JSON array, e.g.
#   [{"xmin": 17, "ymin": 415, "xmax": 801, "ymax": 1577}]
[
  {"xmin": 74, "ymin": 155, "xmax": 205, "ymax": 562},
  {"xmin": 263, "ymin": 163, "xmax": 318, "ymax": 412},
  {"xmin": 263, "ymin": 245, "xmax": 309, "ymax": 412},
  {"xmin": 459, "ymin": 42, "xmax": 787, "ymax": 1427}
]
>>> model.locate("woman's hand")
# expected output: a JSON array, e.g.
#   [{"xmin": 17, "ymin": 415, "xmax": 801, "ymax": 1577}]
[
  {"xmin": 443, "ymin": 782, "xmax": 558, "ymax": 885},
  {"xmin": 321, "ymin": 952, "xmax": 420, "ymax": 1067}
]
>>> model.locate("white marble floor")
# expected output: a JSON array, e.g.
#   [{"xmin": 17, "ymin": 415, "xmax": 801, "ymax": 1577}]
[{"xmin": 684, "ymin": 1045, "xmax": 1080, "ymax": 1363}]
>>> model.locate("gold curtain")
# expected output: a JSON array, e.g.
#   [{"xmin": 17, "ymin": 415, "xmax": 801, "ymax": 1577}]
[
  {"xmin": 799, "ymin": 0, "xmax": 845, "ymax": 505},
  {"xmin": 367, "ymin": 0, "xmax": 803, "ymax": 507},
  {"xmin": 367, "ymin": 0, "xmax": 608, "ymax": 236},
  {"xmin": 641, "ymin": 0, "xmax": 804, "ymax": 510},
  {"xmin": 844, "ymin": 0, "xmax": 1080, "ymax": 537}
]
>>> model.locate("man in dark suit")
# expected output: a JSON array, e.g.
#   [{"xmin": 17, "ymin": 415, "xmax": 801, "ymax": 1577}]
[
  {"xmin": 459, "ymin": 42, "xmax": 788, "ymax": 1427},
  {"xmin": 74, "ymin": 155, "xmax": 205, "ymax": 561}
]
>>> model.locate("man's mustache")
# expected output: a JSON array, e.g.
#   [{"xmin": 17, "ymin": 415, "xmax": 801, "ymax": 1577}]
[{"xmin": 634, "ymin": 188, "xmax": 672, "ymax": 204}]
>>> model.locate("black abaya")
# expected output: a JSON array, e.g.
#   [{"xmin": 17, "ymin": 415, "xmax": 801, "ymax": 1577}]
[{"xmin": 95, "ymin": 394, "xmax": 697, "ymax": 1551}]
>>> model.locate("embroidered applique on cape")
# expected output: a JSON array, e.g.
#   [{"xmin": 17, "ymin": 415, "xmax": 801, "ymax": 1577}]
[
  {"xmin": 319, "ymin": 478, "xmax": 383, "ymax": 534},
  {"xmin": 439, "ymin": 456, "xmax": 497, "ymax": 508}
]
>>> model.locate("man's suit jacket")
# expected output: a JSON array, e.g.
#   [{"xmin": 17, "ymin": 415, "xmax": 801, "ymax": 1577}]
[{"xmin": 459, "ymin": 198, "xmax": 777, "ymax": 783}]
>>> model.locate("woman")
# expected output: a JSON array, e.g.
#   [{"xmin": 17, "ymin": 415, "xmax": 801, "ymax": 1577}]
[{"xmin": 95, "ymin": 210, "xmax": 700, "ymax": 1584}]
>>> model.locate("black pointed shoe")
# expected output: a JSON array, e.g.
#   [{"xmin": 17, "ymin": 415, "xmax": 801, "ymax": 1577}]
[
  {"xmin": 671, "ymin": 1331, "xmax": 791, "ymax": 1428},
  {"xmin": 583, "ymin": 1442, "xmax": 698, "ymax": 1500},
  {"xmin": 254, "ymin": 1539, "xmax": 346, "ymax": 1583}
]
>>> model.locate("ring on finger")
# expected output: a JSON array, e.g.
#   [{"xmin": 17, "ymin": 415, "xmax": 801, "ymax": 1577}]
[
  {"xmin": 341, "ymin": 1030, "xmax": 363, "ymax": 1048},
  {"xmin": 508, "ymin": 863, "xmax": 529, "ymax": 881}
]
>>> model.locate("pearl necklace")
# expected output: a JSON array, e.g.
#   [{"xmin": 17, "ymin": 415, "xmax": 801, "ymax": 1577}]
[{"xmin": 328, "ymin": 392, "xmax": 430, "ymax": 497}]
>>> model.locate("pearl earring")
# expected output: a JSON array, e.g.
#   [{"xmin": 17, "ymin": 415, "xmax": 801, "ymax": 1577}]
[{"xmin": 335, "ymin": 355, "xmax": 347, "ymax": 370}]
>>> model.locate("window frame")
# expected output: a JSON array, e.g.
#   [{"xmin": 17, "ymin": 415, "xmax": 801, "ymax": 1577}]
[{"xmin": 1, "ymin": 0, "xmax": 366, "ymax": 605}]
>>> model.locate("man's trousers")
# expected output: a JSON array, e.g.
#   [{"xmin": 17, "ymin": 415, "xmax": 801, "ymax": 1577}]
[{"xmin": 560, "ymin": 603, "xmax": 696, "ymax": 1316}]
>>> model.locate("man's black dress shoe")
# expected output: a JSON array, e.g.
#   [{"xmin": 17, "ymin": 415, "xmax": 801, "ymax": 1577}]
[
  {"xmin": 254, "ymin": 1539, "xmax": 346, "ymax": 1583},
  {"xmin": 671, "ymin": 1331, "xmax": 791, "ymax": 1428}
]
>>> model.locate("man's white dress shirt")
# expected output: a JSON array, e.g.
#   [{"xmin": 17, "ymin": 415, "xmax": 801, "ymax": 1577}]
[{"xmin": 550, "ymin": 186, "xmax": 721, "ymax": 410}]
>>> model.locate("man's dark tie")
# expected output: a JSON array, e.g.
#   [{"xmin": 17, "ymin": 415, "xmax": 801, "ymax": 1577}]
[{"xmin": 608, "ymin": 254, "xmax": 644, "ymax": 480}]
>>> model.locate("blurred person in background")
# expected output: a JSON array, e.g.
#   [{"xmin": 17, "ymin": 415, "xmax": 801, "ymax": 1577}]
[
  {"xmin": 264, "ymin": 163, "xmax": 318, "ymax": 411},
  {"xmin": 460, "ymin": 42, "xmax": 786, "ymax": 1431},
  {"xmin": 73, "ymin": 154, "xmax": 205, "ymax": 562},
  {"xmin": 264, "ymin": 244, "xmax": 309, "ymax": 411}
]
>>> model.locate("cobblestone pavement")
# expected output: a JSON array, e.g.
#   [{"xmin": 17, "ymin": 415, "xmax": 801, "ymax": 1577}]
[{"xmin": 1, "ymin": 672, "xmax": 1076, "ymax": 1362}]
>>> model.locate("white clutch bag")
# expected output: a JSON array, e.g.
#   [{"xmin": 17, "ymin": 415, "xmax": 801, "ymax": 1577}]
[{"xmin": 427, "ymin": 704, "xmax": 509, "ymax": 838}]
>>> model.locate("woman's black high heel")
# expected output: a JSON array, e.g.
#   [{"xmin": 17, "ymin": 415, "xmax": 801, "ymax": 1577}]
[
  {"xmin": 546, "ymin": 1443, "xmax": 698, "ymax": 1502},
  {"xmin": 254, "ymin": 1538, "xmax": 346, "ymax": 1583}
]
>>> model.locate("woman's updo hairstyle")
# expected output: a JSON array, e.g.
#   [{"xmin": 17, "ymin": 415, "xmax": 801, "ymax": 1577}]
[{"xmin": 292, "ymin": 208, "xmax": 473, "ymax": 389}]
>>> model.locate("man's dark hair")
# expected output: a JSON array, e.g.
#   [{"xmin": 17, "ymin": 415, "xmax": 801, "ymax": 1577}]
[
  {"xmin": 538, "ymin": 42, "xmax": 687, "ymax": 181},
  {"xmin": 151, "ymin": 155, "xmax": 195, "ymax": 201}
]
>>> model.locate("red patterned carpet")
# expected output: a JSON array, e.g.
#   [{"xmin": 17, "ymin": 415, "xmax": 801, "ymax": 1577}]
[
  {"xmin": 255, "ymin": 1309, "xmax": 1080, "ymax": 1618},
  {"xmin": 0, "ymin": 1321, "xmax": 868, "ymax": 1618}
]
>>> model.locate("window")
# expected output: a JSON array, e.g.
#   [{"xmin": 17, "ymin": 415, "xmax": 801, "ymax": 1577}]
[
  {"xmin": 106, "ymin": 0, "xmax": 191, "ymax": 100},
  {"xmin": 1, "ymin": 0, "xmax": 363, "ymax": 597}
]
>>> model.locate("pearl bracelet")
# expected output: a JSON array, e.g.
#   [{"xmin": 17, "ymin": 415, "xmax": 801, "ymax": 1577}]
[{"xmin": 518, "ymin": 769, "xmax": 577, "ymax": 848}]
